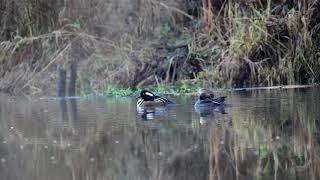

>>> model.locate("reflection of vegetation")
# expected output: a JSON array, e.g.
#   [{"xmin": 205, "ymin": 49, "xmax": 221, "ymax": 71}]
[
  {"xmin": 207, "ymin": 88, "xmax": 320, "ymax": 179},
  {"xmin": 0, "ymin": 88, "xmax": 320, "ymax": 179}
]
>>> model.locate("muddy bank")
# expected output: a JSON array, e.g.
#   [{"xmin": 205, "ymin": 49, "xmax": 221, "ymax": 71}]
[{"xmin": 1, "ymin": 0, "xmax": 320, "ymax": 96}]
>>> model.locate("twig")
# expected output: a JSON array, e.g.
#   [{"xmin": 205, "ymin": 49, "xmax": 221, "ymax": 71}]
[
  {"xmin": 158, "ymin": 2, "xmax": 194, "ymax": 20},
  {"xmin": 21, "ymin": 43, "xmax": 72, "ymax": 89}
]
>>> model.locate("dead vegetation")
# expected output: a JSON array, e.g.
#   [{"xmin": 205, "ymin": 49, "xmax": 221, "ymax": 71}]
[{"xmin": 0, "ymin": 0, "xmax": 320, "ymax": 95}]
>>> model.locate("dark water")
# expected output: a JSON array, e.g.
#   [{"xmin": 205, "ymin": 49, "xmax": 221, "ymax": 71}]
[{"xmin": 0, "ymin": 87, "xmax": 320, "ymax": 180}]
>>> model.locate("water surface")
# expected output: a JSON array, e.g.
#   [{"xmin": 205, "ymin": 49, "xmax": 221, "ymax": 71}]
[{"xmin": 0, "ymin": 87, "xmax": 320, "ymax": 180}]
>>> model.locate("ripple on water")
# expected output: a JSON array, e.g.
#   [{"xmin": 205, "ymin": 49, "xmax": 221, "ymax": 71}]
[{"xmin": 0, "ymin": 87, "xmax": 319, "ymax": 180}]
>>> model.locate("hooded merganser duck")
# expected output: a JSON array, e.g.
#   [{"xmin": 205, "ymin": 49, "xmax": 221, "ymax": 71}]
[
  {"xmin": 194, "ymin": 88, "xmax": 227, "ymax": 108},
  {"xmin": 195, "ymin": 89, "xmax": 227, "ymax": 124},
  {"xmin": 137, "ymin": 89, "xmax": 172, "ymax": 107}
]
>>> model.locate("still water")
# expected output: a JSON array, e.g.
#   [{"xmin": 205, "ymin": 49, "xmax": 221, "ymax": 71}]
[{"xmin": 0, "ymin": 87, "xmax": 320, "ymax": 180}]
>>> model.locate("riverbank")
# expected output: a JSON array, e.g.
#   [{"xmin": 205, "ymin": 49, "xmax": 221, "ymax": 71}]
[
  {"xmin": 95, "ymin": 84, "xmax": 316, "ymax": 98},
  {"xmin": 1, "ymin": 1, "xmax": 320, "ymax": 96}
]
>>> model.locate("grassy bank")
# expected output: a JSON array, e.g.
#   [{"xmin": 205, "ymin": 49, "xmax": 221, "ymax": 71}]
[
  {"xmin": 97, "ymin": 84, "xmax": 315, "ymax": 98},
  {"xmin": 0, "ymin": 0, "xmax": 320, "ymax": 96},
  {"xmin": 97, "ymin": 82, "xmax": 195, "ymax": 97}
]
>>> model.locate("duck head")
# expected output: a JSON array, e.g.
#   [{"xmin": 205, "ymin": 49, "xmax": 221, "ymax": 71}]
[
  {"xmin": 198, "ymin": 88, "xmax": 214, "ymax": 99},
  {"xmin": 139, "ymin": 89, "xmax": 156, "ymax": 101},
  {"xmin": 199, "ymin": 93, "xmax": 212, "ymax": 100}
]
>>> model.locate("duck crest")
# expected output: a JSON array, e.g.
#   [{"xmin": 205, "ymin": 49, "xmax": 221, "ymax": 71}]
[
  {"xmin": 144, "ymin": 91, "xmax": 154, "ymax": 97},
  {"xmin": 140, "ymin": 90, "xmax": 156, "ymax": 101},
  {"xmin": 137, "ymin": 89, "xmax": 172, "ymax": 107}
]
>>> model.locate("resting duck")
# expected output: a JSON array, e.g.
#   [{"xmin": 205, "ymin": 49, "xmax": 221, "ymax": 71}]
[
  {"xmin": 194, "ymin": 88, "xmax": 227, "ymax": 108},
  {"xmin": 136, "ymin": 89, "xmax": 172, "ymax": 107}
]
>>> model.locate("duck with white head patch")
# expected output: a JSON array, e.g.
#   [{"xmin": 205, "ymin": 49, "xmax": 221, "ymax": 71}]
[{"xmin": 136, "ymin": 89, "xmax": 173, "ymax": 107}]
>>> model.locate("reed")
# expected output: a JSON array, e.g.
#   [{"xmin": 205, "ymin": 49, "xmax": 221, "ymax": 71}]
[{"xmin": 1, "ymin": 0, "xmax": 320, "ymax": 95}]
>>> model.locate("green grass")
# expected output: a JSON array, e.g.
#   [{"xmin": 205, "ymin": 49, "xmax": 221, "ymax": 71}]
[
  {"xmin": 101, "ymin": 82, "xmax": 199, "ymax": 97},
  {"xmin": 103, "ymin": 85, "xmax": 140, "ymax": 97}
]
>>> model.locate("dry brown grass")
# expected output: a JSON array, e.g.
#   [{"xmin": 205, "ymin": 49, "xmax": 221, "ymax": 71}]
[
  {"xmin": 191, "ymin": 0, "xmax": 320, "ymax": 87},
  {"xmin": 1, "ymin": 0, "xmax": 320, "ymax": 95},
  {"xmin": 0, "ymin": 0, "xmax": 190, "ymax": 95}
]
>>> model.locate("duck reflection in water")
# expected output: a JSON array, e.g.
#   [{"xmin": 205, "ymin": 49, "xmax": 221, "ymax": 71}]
[
  {"xmin": 137, "ymin": 106, "xmax": 169, "ymax": 120},
  {"xmin": 194, "ymin": 89, "xmax": 227, "ymax": 124}
]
